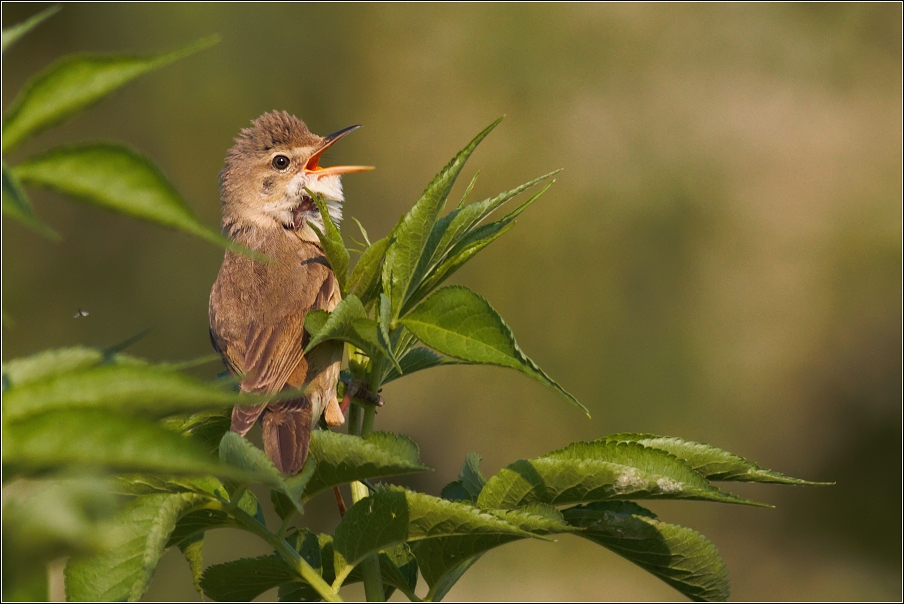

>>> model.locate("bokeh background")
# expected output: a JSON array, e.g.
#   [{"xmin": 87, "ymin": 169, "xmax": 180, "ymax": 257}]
[{"xmin": 2, "ymin": 3, "xmax": 901, "ymax": 601}]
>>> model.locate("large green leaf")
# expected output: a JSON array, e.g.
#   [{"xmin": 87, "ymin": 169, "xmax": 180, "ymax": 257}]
[
  {"xmin": 3, "ymin": 477, "xmax": 119, "ymax": 602},
  {"xmin": 2, "ymin": 346, "xmax": 107, "ymax": 388},
  {"xmin": 403, "ymin": 173, "xmax": 557, "ymax": 314},
  {"xmin": 598, "ymin": 433, "xmax": 831, "ymax": 485},
  {"xmin": 2, "ymin": 364, "xmax": 250, "ymax": 422},
  {"xmin": 332, "ymin": 488, "xmax": 539, "ymax": 585},
  {"xmin": 2, "ymin": 36, "xmax": 218, "ymax": 152},
  {"xmin": 563, "ymin": 502, "xmax": 730, "ymax": 602},
  {"xmin": 303, "ymin": 430, "xmax": 430, "ymax": 501},
  {"xmin": 1, "ymin": 5, "xmax": 59, "ymax": 55},
  {"xmin": 348, "ymin": 236, "xmax": 391, "ymax": 306},
  {"xmin": 304, "ymin": 295, "xmax": 400, "ymax": 370},
  {"xmin": 3, "ymin": 410, "xmax": 232, "ymax": 477},
  {"xmin": 309, "ymin": 193, "xmax": 350, "ymax": 294},
  {"xmin": 382, "ymin": 118, "xmax": 503, "ymax": 320},
  {"xmin": 401, "ymin": 285, "xmax": 588, "ymax": 416},
  {"xmin": 218, "ymin": 432, "xmax": 310, "ymax": 513},
  {"xmin": 2, "ymin": 161, "xmax": 57, "ymax": 238},
  {"xmin": 201, "ymin": 555, "xmax": 295, "ymax": 602},
  {"xmin": 65, "ymin": 492, "xmax": 209, "ymax": 601},
  {"xmin": 13, "ymin": 143, "xmax": 231, "ymax": 248},
  {"xmin": 476, "ymin": 441, "xmax": 766, "ymax": 510}
]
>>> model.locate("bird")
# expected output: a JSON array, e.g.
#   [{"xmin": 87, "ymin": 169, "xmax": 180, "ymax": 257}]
[{"xmin": 209, "ymin": 111, "xmax": 373, "ymax": 475}]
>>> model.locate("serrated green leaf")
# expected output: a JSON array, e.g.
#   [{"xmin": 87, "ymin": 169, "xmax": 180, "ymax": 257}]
[
  {"xmin": 401, "ymin": 285, "xmax": 588, "ymax": 416},
  {"xmin": 440, "ymin": 480, "xmax": 472, "ymax": 502},
  {"xmin": 65, "ymin": 492, "xmax": 208, "ymax": 601},
  {"xmin": 201, "ymin": 555, "xmax": 295, "ymax": 602},
  {"xmin": 563, "ymin": 501, "xmax": 730, "ymax": 602},
  {"xmin": 218, "ymin": 432, "xmax": 309, "ymax": 513},
  {"xmin": 309, "ymin": 193, "xmax": 349, "ymax": 293},
  {"xmin": 2, "ymin": 160, "xmax": 57, "ymax": 238},
  {"xmin": 456, "ymin": 170, "xmax": 480, "ymax": 209},
  {"xmin": 383, "ymin": 118, "xmax": 503, "ymax": 320},
  {"xmin": 3, "ymin": 410, "xmax": 231, "ymax": 478},
  {"xmin": 599, "ymin": 433, "xmax": 832, "ymax": 486},
  {"xmin": 2, "ymin": 36, "xmax": 218, "ymax": 152},
  {"xmin": 477, "ymin": 441, "xmax": 767, "ymax": 510},
  {"xmin": 2, "ymin": 5, "xmax": 60, "ymax": 55},
  {"xmin": 13, "ymin": 143, "xmax": 234, "ymax": 249},
  {"xmin": 381, "ymin": 346, "xmax": 469, "ymax": 384},
  {"xmin": 460, "ymin": 453, "xmax": 487, "ymax": 500},
  {"xmin": 332, "ymin": 488, "xmax": 537, "ymax": 585},
  {"xmin": 403, "ymin": 172, "xmax": 558, "ymax": 315},
  {"xmin": 303, "ymin": 430, "xmax": 430, "ymax": 501},
  {"xmin": 2, "ymin": 364, "xmax": 250, "ymax": 422},
  {"xmin": 304, "ymin": 295, "xmax": 400, "ymax": 370},
  {"xmin": 348, "ymin": 236, "xmax": 391, "ymax": 306}
]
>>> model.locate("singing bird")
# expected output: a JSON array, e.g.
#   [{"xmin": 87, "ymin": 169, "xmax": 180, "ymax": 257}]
[{"xmin": 209, "ymin": 111, "xmax": 373, "ymax": 474}]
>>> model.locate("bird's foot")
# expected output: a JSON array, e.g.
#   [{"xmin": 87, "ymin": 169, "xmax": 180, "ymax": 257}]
[{"xmin": 339, "ymin": 379, "xmax": 384, "ymax": 416}]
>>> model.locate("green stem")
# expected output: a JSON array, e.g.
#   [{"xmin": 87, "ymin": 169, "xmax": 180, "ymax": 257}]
[
  {"xmin": 355, "ymin": 357, "xmax": 385, "ymax": 602},
  {"xmin": 225, "ymin": 503, "xmax": 342, "ymax": 602}
]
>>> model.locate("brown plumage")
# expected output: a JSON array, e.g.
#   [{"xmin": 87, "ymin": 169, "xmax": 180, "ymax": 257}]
[{"xmin": 209, "ymin": 111, "xmax": 371, "ymax": 474}]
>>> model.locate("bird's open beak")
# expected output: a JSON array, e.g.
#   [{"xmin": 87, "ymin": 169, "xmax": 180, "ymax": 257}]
[{"xmin": 304, "ymin": 125, "xmax": 374, "ymax": 176}]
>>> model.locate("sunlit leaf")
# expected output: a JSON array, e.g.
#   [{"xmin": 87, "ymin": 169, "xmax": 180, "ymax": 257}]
[
  {"xmin": 304, "ymin": 295, "xmax": 400, "ymax": 370},
  {"xmin": 598, "ymin": 433, "xmax": 832, "ymax": 485},
  {"xmin": 2, "ymin": 36, "xmax": 219, "ymax": 152},
  {"xmin": 3, "ymin": 410, "xmax": 233, "ymax": 478},
  {"xmin": 303, "ymin": 430, "xmax": 430, "ymax": 501},
  {"xmin": 382, "ymin": 118, "xmax": 503, "ymax": 320},
  {"xmin": 401, "ymin": 285, "xmax": 588, "ymax": 416},
  {"xmin": 477, "ymin": 440, "xmax": 767, "ymax": 510},
  {"xmin": 65, "ymin": 492, "xmax": 209, "ymax": 601},
  {"xmin": 218, "ymin": 432, "xmax": 309, "ymax": 513},
  {"xmin": 563, "ymin": 501, "xmax": 730, "ymax": 602},
  {"xmin": 177, "ymin": 534, "xmax": 205, "ymax": 599},
  {"xmin": 14, "ymin": 143, "xmax": 233, "ymax": 248},
  {"xmin": 2, "ymin": 364, "xmax": 251, "ymax": 422},
  {"xmin": 1, "ymin": 5, "xmax": 59, "ymax": 55}
]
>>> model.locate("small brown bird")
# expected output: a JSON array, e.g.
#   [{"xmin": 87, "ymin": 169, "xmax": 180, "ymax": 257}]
[{"xmin": 209, "ymin": 111, "xmax": 372, "ymax": 474}]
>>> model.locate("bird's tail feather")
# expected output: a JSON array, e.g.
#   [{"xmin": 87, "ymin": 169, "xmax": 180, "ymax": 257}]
[{"xmin": 261, "ymin": 397, "xmax": 313, "ymax": 475}]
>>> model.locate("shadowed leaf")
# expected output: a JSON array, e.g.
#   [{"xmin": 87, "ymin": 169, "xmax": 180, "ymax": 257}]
[{"xmin": 2, "ymin": 161, "xmax": 57, "ymax": 238}]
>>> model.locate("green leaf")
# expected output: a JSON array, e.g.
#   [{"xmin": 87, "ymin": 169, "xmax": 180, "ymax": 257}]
[
  {"xmin": 332, "ymin": 488, "xmax": 538, "ymax": 585},
  {"xmin": 599, "ymin": 433, "xmax": 832, "ymax": 486},
  {"xmin": 476, "ymin": 441, "xmax": 767, "ymax": 510},
  {"xmin": 218, "ymin": 432, "xmax": 309, "ymax": 513},
  {"xmin": 1, "ymin": 5, "xmax": 59, "ymax": 54},
  {"xmin": 381, "ymin": 346, "xmax": 468, "ymax": 384},
  {"xmin": 563, "ymin": 502, "xmax": 730, "ymax": 602},
  {"xmin": 2, "ymin": 364, "xmax": 250, "ymax": 422},
  {"xmin": 408, "ymin": 181, "xmax": 554, "ymax": 309},
  {"xmin": 308, "ymin": 192, "xmax": 350, "ymax": 293},
  {"xmin": 382, "ymin": 118, "xmax": 503, "ymax": 320},
  {"xmin": 303, "ymin": 430, "xmax": 430, "ymax": 501},
  {"xmin": 2, "ymin": 36, "xmax": 219, "ymax": 152},
  {"xmin": 201, "ymin": 555, "xmax": 295, "ymax": 602},
  {"xmin": 3, "ymin": 477, "xmax": 119, "ymax": 601},
  {"xmin": 3, "ymin": 410, "xmax": 231, "ymax": 477},
  {"xmin": 404, "ymin": 172, "xmax": 558, "ymax": 314},
  {"xmin": 2, "ymin": 346, "xmax": 105, "ymax": 388},
  {"xmin": 2, "ymin": 160, "xmax": 57, "ymax": 238},
  {"xmin": 401, "ymin": 285, "xmax": 588, "ymax": 416},
  {"xmin": 65, "ymin": 492, "xmax": 208, "ymax": 601},
  {"xmin": 177, "ymin": 534, "xmax": 205, "ymax": 599},
  {"xmin": 440, "ymin": 480, "xmax": 472, "ymax": 502},
  {"xmin": 304, "ymin": 295, "xmax": 400, "ymax": 370},
  {"xmin": 13, "ymin": 143, "xmax": 234, "ymax": 248},
  {"xmin": 459, "ymin": 453, "xmax": 487, "ymax": 500},
  {"xmin": 348, "ymin": 236, "xmax": 391, "ymax": 306}
]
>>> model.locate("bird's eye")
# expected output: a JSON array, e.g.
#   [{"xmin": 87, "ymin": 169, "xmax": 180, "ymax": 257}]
[{"xmin": 272, "ymin": 155, "xmax": 290, "ymax": 170}]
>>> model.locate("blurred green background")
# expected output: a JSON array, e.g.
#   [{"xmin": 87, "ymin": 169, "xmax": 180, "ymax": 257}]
[{"xmin": 2, "ymin": 3, "xmax": 901, "ymax": 601}]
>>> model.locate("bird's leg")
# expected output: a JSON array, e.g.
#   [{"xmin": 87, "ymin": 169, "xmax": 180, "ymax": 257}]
[{"xmin": 339, "ymin": 378, "xmax": 384, "ymax": 416}]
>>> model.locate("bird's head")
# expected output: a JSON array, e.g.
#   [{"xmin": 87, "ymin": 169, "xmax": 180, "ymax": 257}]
[{"xmin": 220, "ymin": 111, "xmax": 372, "ymax": 234}]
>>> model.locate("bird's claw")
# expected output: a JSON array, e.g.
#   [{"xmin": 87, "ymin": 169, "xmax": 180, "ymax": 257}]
[{"xmin": 339, "ymin": 379, "xmax": 385, "ymax": 416}]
